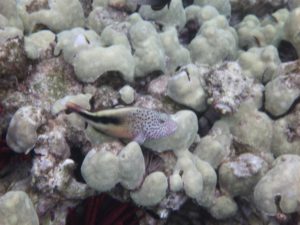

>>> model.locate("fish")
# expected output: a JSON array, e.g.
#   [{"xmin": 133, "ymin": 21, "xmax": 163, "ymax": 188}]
[
  {"xmin": 137, "ymin": 0, "xmax": 172, "ymax": 11},
  {"xmin": 65, "ymin": 102, "xmax": 177, "ymax": 144}
]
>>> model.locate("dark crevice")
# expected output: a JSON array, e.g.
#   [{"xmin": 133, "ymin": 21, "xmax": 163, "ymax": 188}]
[
  {"xmin": 278, "ymin": 40, "xmax": 298, "ymax": 63},
  {"xmin": 182, "ymin": 0, "xmax": 194, "ymax": 8},
  {"xmin": 78, "ymin": 0, "xmax": 93, "ymax": 17},
  {"xmin": 94, "ymin": 71, "xmax": 126, "ymax": 90},
  {"xmin": 262, "ymin": 93, "xmax": 300, "ymax": 120},
  {"xmin": 198, "ymin": 106, "xmax": 221, "ymax": 137},
  {"xmin": 179, "ymin": 19, "xmax": 200, "ymax": 45},
  {"xmin": 32, "ymin": 24, "xmax": 51, "ymax": 33},
  {"xmin": 69, "ymin": 146, "xmax": 85, "ymax": 183}
]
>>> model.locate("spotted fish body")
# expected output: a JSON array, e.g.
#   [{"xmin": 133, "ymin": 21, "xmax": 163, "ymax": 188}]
[{"xmin": 66, "ymin": 102, "xmax": 177, "ymax": 144}]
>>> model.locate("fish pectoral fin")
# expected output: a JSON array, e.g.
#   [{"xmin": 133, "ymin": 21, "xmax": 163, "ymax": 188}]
[{"xmin": 134, "ymin": 133, "xmax": 146, "ymax": 144}]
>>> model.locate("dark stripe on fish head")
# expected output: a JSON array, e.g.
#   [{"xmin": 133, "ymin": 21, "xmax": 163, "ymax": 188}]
[{"xmin": 77, "ymin": 111, "xmax": 123, "ymax": 125}]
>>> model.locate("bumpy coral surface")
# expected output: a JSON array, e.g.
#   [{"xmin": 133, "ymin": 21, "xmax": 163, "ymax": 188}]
[
  {"xmin": 0, "ymin": 191, "xmax": 39, "ymax": 225},
  {"xmin": 1, "ymin": 0, "xmax": 300, "ymax": 225}
]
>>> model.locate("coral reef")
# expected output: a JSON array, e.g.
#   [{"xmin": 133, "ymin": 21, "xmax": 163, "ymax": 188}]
[
  {"xmin": 188, "ymin": 15, "xmax": 238, "ymax": 65},
  {"xmin": 166, "ymin": 64, "xmax": 207, "ymax": 112},
  {"xmin": 6, "ymin": 106, "xmax": 46, "ymax": 153},
  {"xmin": 0, "ymin": 191, "xmax": 39, "ymax": 225},
  {"xmin": 265, "ymin": 60, "xmax": 300, "ymax": 117},
  {"xmin": 1, "ymin": 0, "xmax": 300, "ymax": 225}
]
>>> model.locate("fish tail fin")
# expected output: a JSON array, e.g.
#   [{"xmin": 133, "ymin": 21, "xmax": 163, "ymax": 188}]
[{"xmin": 65, "ymin": 102, "xmax": 87, "ymax": 115}]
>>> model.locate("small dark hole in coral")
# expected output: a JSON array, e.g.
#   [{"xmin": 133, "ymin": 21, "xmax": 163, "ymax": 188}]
[
  {"xmin": 179, "ymin": 170, "xmax": 183, "ymax": 176},
  {"xmin": 263, "ymin": 96, "xmax": 300, "ymax": 120},
  {"xmin": 32, "ymin": 24, "xmax": 51, "ymax": 33},
  {"xmin": 69, "ymin": 146, "xmax": 85, "ymax": 183},
  {"xmin": 278, "ymin": 40, "xmax": 298, "ymax": 62},
  {"xmin": 78, "ymin": 0, "xmax": 93, "ymax": 17},
  {"xmin": 274, "ymin": 195, "xmax": 282, "ymax": 211},
  {"xmin": 198, "ymin": 106, "xmax": 221, "ymax": 137},
  {"xmin": 179, "ymin": 19, "xmax": 200, "ymax": 45},
  {"xmin": 182, "ymin": 0, "xmax": 194, "ymax": 8},
  {"xmin": 94, "ymin": 71, "xmax": 126, "ymax": 90}
]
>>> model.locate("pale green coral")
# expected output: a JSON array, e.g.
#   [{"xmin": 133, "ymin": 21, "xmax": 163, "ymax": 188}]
[
  {"xmin": 87, "ymin": 7, "xmax": 106, "ymax": 34},
  {"xmin": 118, "ymin": 142, "xmax": 145, "ymax": 189},
  {"xmin": 60, "ymin": 22, "xmax": 133, "ymax": 84},
  {"xmin": 271, "ymin": 105, "xmax": 300, "ymax": 156},
  {"xmin": 139, "ymin": 0, "xmax": 186, "ymax": 30},
  {"xmin": 194, "ymin": 123, "xmax": 231, "ymax": 168},
  {"xmin": 238, "ymin": 45, "xmax": 281, "ymax": 83},
  {"xmin": 209, "ymin": 196, "xmax": 238, "ymax": 219},
  {"xmin": 81, "ymin": 146, "xmax": 120, "ymax": 192},
  {"xmin": 265, "ymin": 71, "xmax": 300, "ymax": 117},
  {"xmin": 0, "ymin": 15, "xmax": 9, "ymax": 28},
  {"xmin": 6, "ymin": 106, "xmax": 46, "ymax": 154},
  {"xmin": 0, "ymin": 27, "xmax": 23, "ymax": 44},
  {"xmin": 87, "ymin": 7, "xmax": 130, "ymax": 34},
  {"xmin": 119, "ymin": 85, "xmax": 135, "ymax": 104},
  {"xmin": 0, "ymin": 191, "xmax": 39, "ymax": 225},
  {"xmin": 169, "ymin": 174, "xmax": 183, "ymax": 192},
  {"xmin": 73, "ymin": 45, "xmax": 135, "ymax": 82},
  {"xmin": 189, "ymin": 15, "xmax": 238, "ymax": 66},
  {"xmin": 101, "ymin": 26, "xmax": 131, "ymax": 49},
  {"xmin": 254, "ymin": 154, "xmax": 300, "ymax": 215},
  {"xmin": 81, "ymin": 142, "xmax": 145, "ymax": 192},
  {"xmin": 129, "ymin": 15, "xmax": 165, "ymax": 77},
  {"xmin": 225, "ymin": 104, "xmax": 273, "ymax": 157},
  {"xmin": 219, "ymin": 153, "xmax": 268, "ymax": 197},
  {"xmin": 193, "ymin": 0, "xmax": 231, "ymax": 17},
  {"xmin": 237, "ymin": 9, "xmax": 289, "ymax": 49},
  {"xmin": 92, "ymin": 0, "xmax": 109, "ymax": 7},
  {"xmin": 159, "ymin": 27, "xmax": 191, "ymax": 73},
  {"xmin": 166, "ymin": 64, "xmax": 207, "ymax": 112},
  {"xmin": 24, "ymin": 30, "xmax": 55, "ymax": 59},
  {"xmin": 17, "ymin": 0, "xmax": 85, "ymax": 33},
  {"xmin": 173, "ymin": 149, "xmax": 217, "ymax": 209},
  {"xmin": 130, "ymin": 171, "xmax": 168, "ymax": 206},
  {"xmin": 0, "ymin": 0, "xmax": 23, "ymax": 29},
  {"xmin": 54, "ymin": 28, "xmax": 102, "ymax": 64},
  {"xmin": 182, "ymin": 166, "xmax": 203, "ymax": 199},
  {"xmin": 194, "ymin": 158, "xmax": 217, "ymax": 208},
  {"xmin": 185, "ymin": 5, "xmax": 219, "ymax": 25}
]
